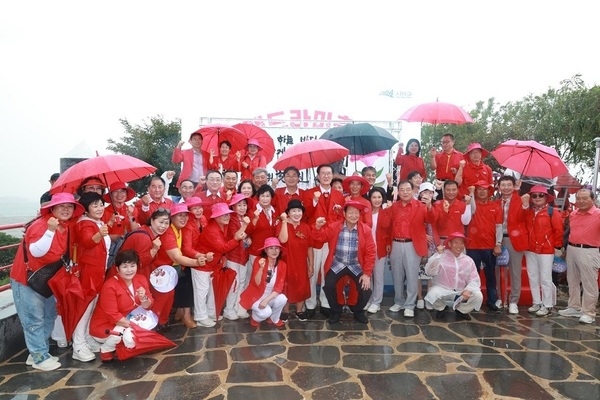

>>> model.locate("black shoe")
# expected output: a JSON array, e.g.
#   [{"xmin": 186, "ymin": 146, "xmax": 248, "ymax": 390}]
[
  {"xmin": 280, "ymin": 312, "xmax": 289, "ymax": 322},
  {"xmin": 155, "ymin": 323, "xmax": 171, "ymax": 332},
  {"xmin": 455, "ymin": 310, "xmax": 472, "ymax": 321},
  {"xmin": 436, "ymin": 310, "xmax": 445, "ymax": 319},
  {"xmin": 320, "ymin": 306, "xmax": 331, "ymax": 318},
  {"xmin": 487, "ymin": 304, "xmax": 501, "ymax": 313},
  {"xmin": 296, "ymin": 312, "xmax": 308, "ymax": 322},
  {"xmin": 306, "ymin": 308, "xmax": 316, "ymax": 319},
  {"xmin": 354, "ymin": 312, "xmax": 368, "ymax": 324},
  {"xmin": 328, "ymin": 313, "xmax": 341, "ymax": 324}
]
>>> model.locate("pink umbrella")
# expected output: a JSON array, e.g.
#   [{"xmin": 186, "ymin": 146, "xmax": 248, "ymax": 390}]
[
  {"xmin": 272, "ymin": 139, "xmax": 349, "ymax": 171},
  {"xmin": 491, "ymin": 140, "xmax": 568, "ymax": 179},
  {"xmin": 198, "ymin": 124, "xmax": 247, "ymax": 155},
  {"xmin": 399, "ymin": 101, "xmax": 474, "ymax": 125},
  {"xmin": 232, "ymin": 123, "xmax": 276, "ymax": 164}
]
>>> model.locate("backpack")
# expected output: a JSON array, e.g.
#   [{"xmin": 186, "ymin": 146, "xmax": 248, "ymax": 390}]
[{"xmin": 106, "ymin": 230, "xmax": 151, "ymax": 270}]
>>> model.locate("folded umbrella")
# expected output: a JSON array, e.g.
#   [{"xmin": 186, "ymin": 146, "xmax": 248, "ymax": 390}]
[
  {"xmin": 212, "ymin": 266, "xmax": 237, "ymax": 320},
  {"xmin": 114, "ymin": 324, "xmax": 176, "ymax": 360},
  {"xmin": 48, "ymin": 264, "xmax": 85, "ymax": 342}
]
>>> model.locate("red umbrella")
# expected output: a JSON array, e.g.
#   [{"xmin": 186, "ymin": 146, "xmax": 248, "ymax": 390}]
[
  {"xmin": 48, "ymin": 265, "xmax": 85, "ymax": 342},
  {"xmin": 399, "ymin": 101, "xmax": 474, "ymax": 125},
  {"xmin": 272, "ymin": 139, "xmax": 349, "ymax": 171},
  {"xmin": 114, "ymin": 324, "xmax": 176, "ymax": 360},
  {"xmin": 50, "ymin": 154, "xmax": 156, "ymax": 194},
  {"xmin": 232, "ymin": 123, "xmax": 276, "ymax": 163},
  {"xmin": 212, "ymin": 266, "xmax": 237, "ymax": 320},
  {"xmin": 491, "ymin": 140, "xmax": 568, "ymax": 179},
  {"xmin": 197, "ymin": 125, "xmax": 247, "ymax": 155}
]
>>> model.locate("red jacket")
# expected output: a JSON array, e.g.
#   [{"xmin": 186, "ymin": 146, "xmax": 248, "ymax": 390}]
[
  {"xmin": 239, "ymin": 258, "xmax": 287, "ymax": 310},
  {"xmin": 431, "ymin": 199, "xmax": 467, "ymax": 240},
  {"xmin": 459, "ymin": 161, "xmax": 493, "ymax": 198},
  {"xmin": 247, "ymin": 205, "xmax": 279, "ymax": 256},
  {"xmin": 274, "ymin": 187, "xmax": 305, "ymax": 218},
  {"xmin": 89, "ymin": 274, "xmax": 154, "ymax": 338},
  {"xmin": 310, "ymin": 220, "xmax": 376, "ymax": 277},
  {"xmin": 496, "ymin": 192, "xmax": 529, "ymax": 252},
  {"xmin": 226, "ymin": 215, "xmax": 249, "ymax": 265},
  {"xmin": 240, "ymin": 153, "xmax": 267, "ymax": 181},
  {"xmin": 197, "ymin": 219, "xmax": 240, "ymax": 271},
  {"xmin": 76, "ymin": 218, "xmax": 109, "ymax": 295},
  {"xmin": 395, "ymin": 154, "xmax": 426, "ymax": 182},
  {"xmin": 196, "ymin": 190, "xmax": 227, "ymax": 218},
  {"xmin": 171, "ymin": 147, "xmax": 210, "ymax": 188},
  {"xmin": 373, "ymin": 208, "xmax": 391, "ymax": 259},
  {"xmin": 303, "ymin": 186, "xmax": 346, "ymax": 227},
  {"xmin": 519, "ymin": 205, "xmax": 564, "ymax": 254},
  {"xmin": 135, "ymin": 197, "xmax": 173, "ymax": 227},
  {"xmin": 208, "ymin": 154, "xmax": 241, "ymax": 172},
  {"xmin": 120, "ymin": 226, "xmax": 156, "ymax": 279},
  {"xmin": 383, "ymin": 199, "xmax": 431, "ymax": 257}
]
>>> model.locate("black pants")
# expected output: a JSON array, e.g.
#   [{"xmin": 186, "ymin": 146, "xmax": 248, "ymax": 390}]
[
  {"xmin": 323, "ymin": 268, "xmax": 372, "ymax": 316},
  {"xmin": 173, "ymin": 267, "xmax": 194, "ymax": 308},
  {"xmin": 466, "ymin": 249, "xmax": 497, "ymax": 305}
]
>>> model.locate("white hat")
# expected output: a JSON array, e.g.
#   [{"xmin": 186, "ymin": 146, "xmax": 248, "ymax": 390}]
[
  {"xmin": 149, "ymin": 265, "xmax": 179, "ymax": 293},
  {"xmin": 128, "ymin": 306, "xmax": 158, "ymax": 330}
]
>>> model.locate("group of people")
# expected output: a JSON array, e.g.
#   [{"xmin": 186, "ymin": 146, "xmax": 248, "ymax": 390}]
[{"xmin": 11, "ymin": 128, "xmax": 599, "ymax": 372}]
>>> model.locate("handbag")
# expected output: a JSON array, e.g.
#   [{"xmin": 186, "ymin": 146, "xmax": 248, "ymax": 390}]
[{"xmin": 24, "ymin": 231, "xmax": 71, "ymax": 298}]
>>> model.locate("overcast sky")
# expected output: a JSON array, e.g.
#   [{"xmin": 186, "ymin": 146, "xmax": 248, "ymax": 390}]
[{"xmin": 1, "ymin": 1, "xmax": 599, "ymax": 201}]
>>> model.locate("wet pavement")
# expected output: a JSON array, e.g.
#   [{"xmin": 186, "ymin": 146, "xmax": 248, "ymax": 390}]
[{"xmin": 0, "ymin": 294, "xmax": 599, "ymax": 400}]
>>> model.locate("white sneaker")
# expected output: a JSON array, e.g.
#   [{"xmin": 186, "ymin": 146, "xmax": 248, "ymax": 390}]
[
  {"xmin": 416, "ymin": 300, "xmax": 425, "ymax": 310},
  {"xmin": 536, "ymin": 306, "xmax": 550, "ymax": 317},
  {"xmin": 528, "ymin": 304, "xmax": 541, "ymax": 313},
  {"xmin": 508, "ymin": 303, "xmax": 519, "ymax": 315},
  {"xmin": 197, "ymin": 318, "xmax": 216, "ymax": 327},
  {"xmin": 72, "ymin": 346, "xmax": 96, "ymax": 362},
  {"xmin": 223, "ymin": 311, "xmax": 239, "ymax": 321},
  {"xmin": 55, "ymin": 340, "xmax": 68, "ymax": 348},
  {"xmin": 389, "ymin": 304, "xmax": 403, "ymax": 312},
  {"xmin": 579, "ymin": 314, "xmax": 594, "ymax": 324},
  {"xmin": 558, "ymin": 308, "xmax": 583, "ymax": 317},
  {"xmin": 363, "ymin": 302, "xmax": 371, "ymax": 311},
  {"xmin": 237, "ymin": 310, "xmax": 250, "ymax": 319},
  {"xmin": 209, "ymin": 315, "xmax": 224, "ymax": 322},
  {"xmin": 26, "ymin": 354, "xmax": 58, "ymax": 366},
  {"xmin": 404, "ymin": 309, "xmax": 414, "ymax": 318},
  {"xmin": 32, "ymin": 357, "xmax": 61, "ymax": 371},
  {"xmin": 495, "ymin": 299, "xmax": 503, "ymax": 309},
  {"xmin": 86, "ymin": 340, "xmax": 101, "ymax": 353},
  {"xmin": 367, "ymin": 304, "xmax": 380, "ymax": 314},
  {"xmin": 425, "ymin": 301, "xmax": 433, "ymax": 310}
]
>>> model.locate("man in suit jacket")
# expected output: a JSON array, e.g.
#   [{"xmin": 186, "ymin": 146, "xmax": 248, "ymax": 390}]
[{"xmin": 172, "ymin": 130, "xmax": 210, "ymax": 188}]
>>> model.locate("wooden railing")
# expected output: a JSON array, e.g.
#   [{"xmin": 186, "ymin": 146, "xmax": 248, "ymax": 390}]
[{"xmin": 0, "ymin": 222, "xmax": 25, "ymax": 292}]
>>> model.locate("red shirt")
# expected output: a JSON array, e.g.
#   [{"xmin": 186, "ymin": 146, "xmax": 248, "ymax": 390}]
[
  {"xmin": 467, "ymin": 200, "xmax": 502, "ymax": 249},
  {"xmin": 274, "ymin": 187, "xmax": 305, "ymax": 218},
  {"xmin": 103, "ymin": 203, "xmax": 138, "ymax": 237},
  {"xmin": 434, "ymin": 149, "xmax": 463, "ymax": 180},
  {"xmin": 395, "ymin": 154, "xmax": 426, "ymax": 181},
  {"xmin": 240, "ymin": 258, "xmax": 287, "ymax": 310},
  {"xmin": 208, "ymin": 154, "xmax": 240, "ymax": 172},
  {"xmin": 566, "ymin": 205, "xmax": 600, "ymax": 247},
  {"xmin": 76, "ymin": 218, "xmax": 109, "ymax": 295},
  {"xmin": 459, "ymin": 161, "xmax": 493, "ymax": 197},
  {"xmin": 153, "ymin": 225, "xmax": 180, "ymax": 269},
  {"xmin": 135, "ymin": 198, "xmax": 173, "ymax": 227},
  {"xmin": 519, "ymin": 205, "xmax": 564, "ymax": 254},
  {"xmin": 196, "ymin": 190, "xmax": 227, "ymax": 218},
  {"xmin": 431, "ymin": 199, "xmax": 467, "ymax": 238},
  {"xmin": 226, "ymin": 214, "xmax": 250, "ymax": 265},
  {"xmin": 120, "ymin": 226, "xmax": 156, "ymax": 279}
]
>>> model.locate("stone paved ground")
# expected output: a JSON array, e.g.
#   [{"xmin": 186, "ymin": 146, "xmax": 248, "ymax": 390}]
[{"xmin": 0, "ymin": 292, "xmax": 598, "ymax": 400}]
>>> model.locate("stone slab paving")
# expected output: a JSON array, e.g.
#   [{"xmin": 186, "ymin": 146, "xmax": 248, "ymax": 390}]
[{"xmin": 0, "ymin": 299, "xmax": 599, "ymax": 399}]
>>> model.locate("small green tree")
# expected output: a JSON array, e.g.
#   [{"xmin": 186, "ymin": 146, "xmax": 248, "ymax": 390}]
[
  {"xmin": 107, "ymin": 116, "xmax": 182, "ymax": 195},
  {"xmin": 0, "ymin": 232, "xmax": 21, "ymax": 286}
]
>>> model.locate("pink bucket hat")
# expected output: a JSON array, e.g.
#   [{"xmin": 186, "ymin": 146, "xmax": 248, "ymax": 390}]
[
  {"xmin": 211, "ymin": 202, "xmax": 234, "ymax": 218},
  {"xmin": 41, "ymin": 192, "xmax": 85, "ymax": 218},
  {"xmin": 103, "ymin": 182, "xmax": 136, "ymax": 203},
  {"xmin": 170, "ymin": 203, "xmax": 190, "ymax": 217},
  {"xmin": 185, "ymin": 196, "xmax": 204, "ymax": 209},
  {"xmin": 246, "ymin": 138, "xmax": 262, "ymax": 149},
  {"xmin": 464, "ymin": 143, "xmax": 489, "ymax": 159},
  {"xmin": 228, "ymin": 193, "xmax": 248, "ymax": 207},
  {"xmin": 528, "ymin": 185, "xmax": 554, "ymax": 202},
  {"xmin": 258, "ymin": 237, "xmax": 286, "ymax": 255}
]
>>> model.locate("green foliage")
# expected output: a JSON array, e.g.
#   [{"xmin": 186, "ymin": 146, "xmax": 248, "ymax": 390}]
[
  {"xmin": 0, "ymin": 232, "xmax": 21, "ymax": 285},
  {"xmin": 420, "ymin": 75, "xmax": 600, "ymax": 183},
  {"xmin": 107, "ymin": 116, "xmax": 182, "ymax": 195}
]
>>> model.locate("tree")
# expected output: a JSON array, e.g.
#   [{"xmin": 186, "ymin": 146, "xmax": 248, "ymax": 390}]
[
  {"xmin": 107, "ymin": 116, "xmax": 182, "ymax": 195},
  {"xmin": 0, "ymin": 232, "xmax": 20, "ymax": 286}
]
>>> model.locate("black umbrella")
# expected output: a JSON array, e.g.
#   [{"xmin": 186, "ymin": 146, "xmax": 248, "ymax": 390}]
[{"xmin": 320, "ymin": 123, "xmax": 398, "ymax": 156}]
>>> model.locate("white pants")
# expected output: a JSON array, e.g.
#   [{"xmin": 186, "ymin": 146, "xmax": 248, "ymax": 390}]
[
  {"xmin": 566, "ymin": 245, "xmax": 600, "ymax": 317},
  {"xmin": 251, "ymin": 293, "xmax": 288, "ymax": 323},
  {"xmin": 425, "ymin": 286, "xmax": 483, "ymax": 314},
  {"xmin": 524, "ymin": 252, "xmax": 555, "ymax": 307},
  {"xmin": 51, "ymin": 315, "xmax": 67, "ymax": 343},
  {"xmin": 72, "ymin": 296, "xmax": 98, "ymax": 351},
  {"xmin": 390, "ymin": 242, "xmax": 421, "ymax": 310},
  {"xmin": 368, "ymin": 256, "xmax": 387, "ymax": 306},
  {"xmin": 224, "ymin": 261, "xmax": 246, "ymax": 316},
  {"xmin": 191, "ymin": 269, "xmax": 215, "ymax": 321},
  {"xmin": 92, "ymin": 325, "xmax": 125, "ymax": 353},
  {"xmin": 306, "ymin": 243, "xmax": 330, "ymax": 309}
]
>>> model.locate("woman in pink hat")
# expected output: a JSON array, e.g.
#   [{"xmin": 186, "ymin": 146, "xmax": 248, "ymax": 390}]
[
  {"xmin": 240, "ymin": 138, "xmax": 267, "ymax": 181},
  {"xmin": 223, "ymin": 194, "xmax": 252, "ymax": 320},
  {"xmin": 11, "ymin": 192, "xmax": 84, "ymax": 371},
  {"xmin": 195, "ymin": 203, "xmax": 250, "ymax": 327},
  {"xmin": 456, "ymin": 142, "xmax": 493, "ymax": 198},
  {"xmin": 240, "ymin": 237, "xmax": 288, "ymax": 328},
  {"xmin": 102, "ymin": 182, "xmax": 140, "ymax": 242},
  {"xmin": 208, "ymin": 140, "xmax": 242, "ymax": 173},
  {"xmin": 519, "ymin": 185, "xmax": 563, "ymax": 317}
]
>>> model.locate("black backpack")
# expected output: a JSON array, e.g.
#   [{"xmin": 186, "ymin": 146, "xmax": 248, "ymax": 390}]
[{"xmin": 106, "ymin": 230, "xmax": 151, "ymax": 269}]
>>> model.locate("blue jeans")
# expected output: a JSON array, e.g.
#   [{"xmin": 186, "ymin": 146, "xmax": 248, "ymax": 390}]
[{"xmin": 11, "ymin": 279, "xmax": 56, "ymax": 364}]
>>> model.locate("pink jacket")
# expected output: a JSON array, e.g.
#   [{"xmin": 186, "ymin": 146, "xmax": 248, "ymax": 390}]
[{"xmin": 425, "ymin": 250, "xmax": 481, "ymax": 294}]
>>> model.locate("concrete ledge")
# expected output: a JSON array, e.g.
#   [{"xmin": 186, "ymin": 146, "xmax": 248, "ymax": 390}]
[{"xmin": 0, "ymin": 289, "xmax": 25, "ymax": 362}]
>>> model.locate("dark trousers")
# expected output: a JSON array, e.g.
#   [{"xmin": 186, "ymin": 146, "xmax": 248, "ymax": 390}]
[
  {"xmin": 323, "ymin": 268, "xmax": 372, "ymax": 316},
  {"xmin": 467, "ymin": 249, "xmax": 497, "ymax": 305},
  {"xmin": 173, "ymin": 267, "xmax": 194, "ymax": 308}
]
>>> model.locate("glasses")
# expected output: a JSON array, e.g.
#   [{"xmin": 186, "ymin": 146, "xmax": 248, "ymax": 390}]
[
  {"xmin": 320, "ymin": 172, "xmax": 333, "ymax": 177},
  {"xmin": 266, "ymin": 269, "xmax": 273, "ymax": 283},
  {"xmin": 530, "ymin": 193, "xmax": 546, "ymax": 199},
  {"xmin": 156, "ymin": 207, "xmax": 171, "ymax": 214}
]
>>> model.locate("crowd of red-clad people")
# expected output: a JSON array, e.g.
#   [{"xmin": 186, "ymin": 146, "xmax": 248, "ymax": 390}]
[{"xmin": 11, "ymin": 129, "xmax": 599, "ymax": 372}]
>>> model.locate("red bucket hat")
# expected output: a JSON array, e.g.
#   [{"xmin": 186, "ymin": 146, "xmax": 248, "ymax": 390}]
[
  {"xmin": 464, "ymin": 143, "xmax": 489, "ymax": 159},
  {"xmin": 528, "ymin": 185, "xmax": 554, "ymax": 203},
  {"xmin": 342, "ymin": 176, "xmax": 370, "ymax": 196},
  {"xmin": 444, "ymin": 231, "xmax": 470, "ymax": 249},
  {"xmin": 41, "ymin": 192, "xmax": 85, "ymax": 218},
  {"xmin": 344, "ymin": 200, "xmax": 369, "ymax": 213},
  {"xmin": 211, "ymin": 202, "xmax": 234, "ymax": 219},
  {"xmin": 103, "ymin": 182, "xmax": 136, "ymax": 203}
]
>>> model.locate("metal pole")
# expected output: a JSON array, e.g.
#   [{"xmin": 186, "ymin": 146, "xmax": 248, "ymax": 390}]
[{"xmin": 593, "ymin": 137, "xmax": 600, "ymax": 195}]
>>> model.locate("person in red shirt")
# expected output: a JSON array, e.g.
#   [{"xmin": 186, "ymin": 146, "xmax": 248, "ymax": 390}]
[
  {"xmin": 135, "ymin": 176, "xmax": 174, "ymax": 225},
  {"xmin": 395, "ymin": 139, "xmax": 426, "ymax": 182},
  {"xmin": 302, "ymin": 164, "xmax": 346, "ymax": 318},
  {"xmin": 382, "ymin": 180, "xmax": 433, "ymax": 318},
  {"xmin": 89, "ymin": 250, "xmax": 154, "ymax": 363},
  {"xmin": 430, "ymin": 180, "xmax": 475, "ymax": 245},
  {"xmin": 103, "ymin": 182, "xmax": 140, "ymax": 242},
  {"xmin": 456, "ymin": 143, "xmax": 493, "ymax": 198},
  {"xmin": 195, "ymin": 170, "xmax": 228, "ymax": 217},
  {"xmin": 429, "ymin": 134, "xmax": 464, "ymax": 182},
  {"xmin": 221, "ymin": 170, "xmax": 239, "ymax": 201},
  {"xmin": 208, "ymin": 140, "xmax": 241, "ymax": 173},
  {"xmin": 343, "ymin": 175, "xmax": 372, "ymax": 227},
  {"xmin": 519, "ymin": 185, "xmax": 563, "ymax": 316},
  {"xmin": 273, "ymin": 166, "xmax": 305, "ymax": 217},
  {"xmin": 240, "ymin": 138, "xmax": 267, "ymax": 181},
  {"xmin": 466, "ymin": 181, "xmax": 503, "ymax": 312}
]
